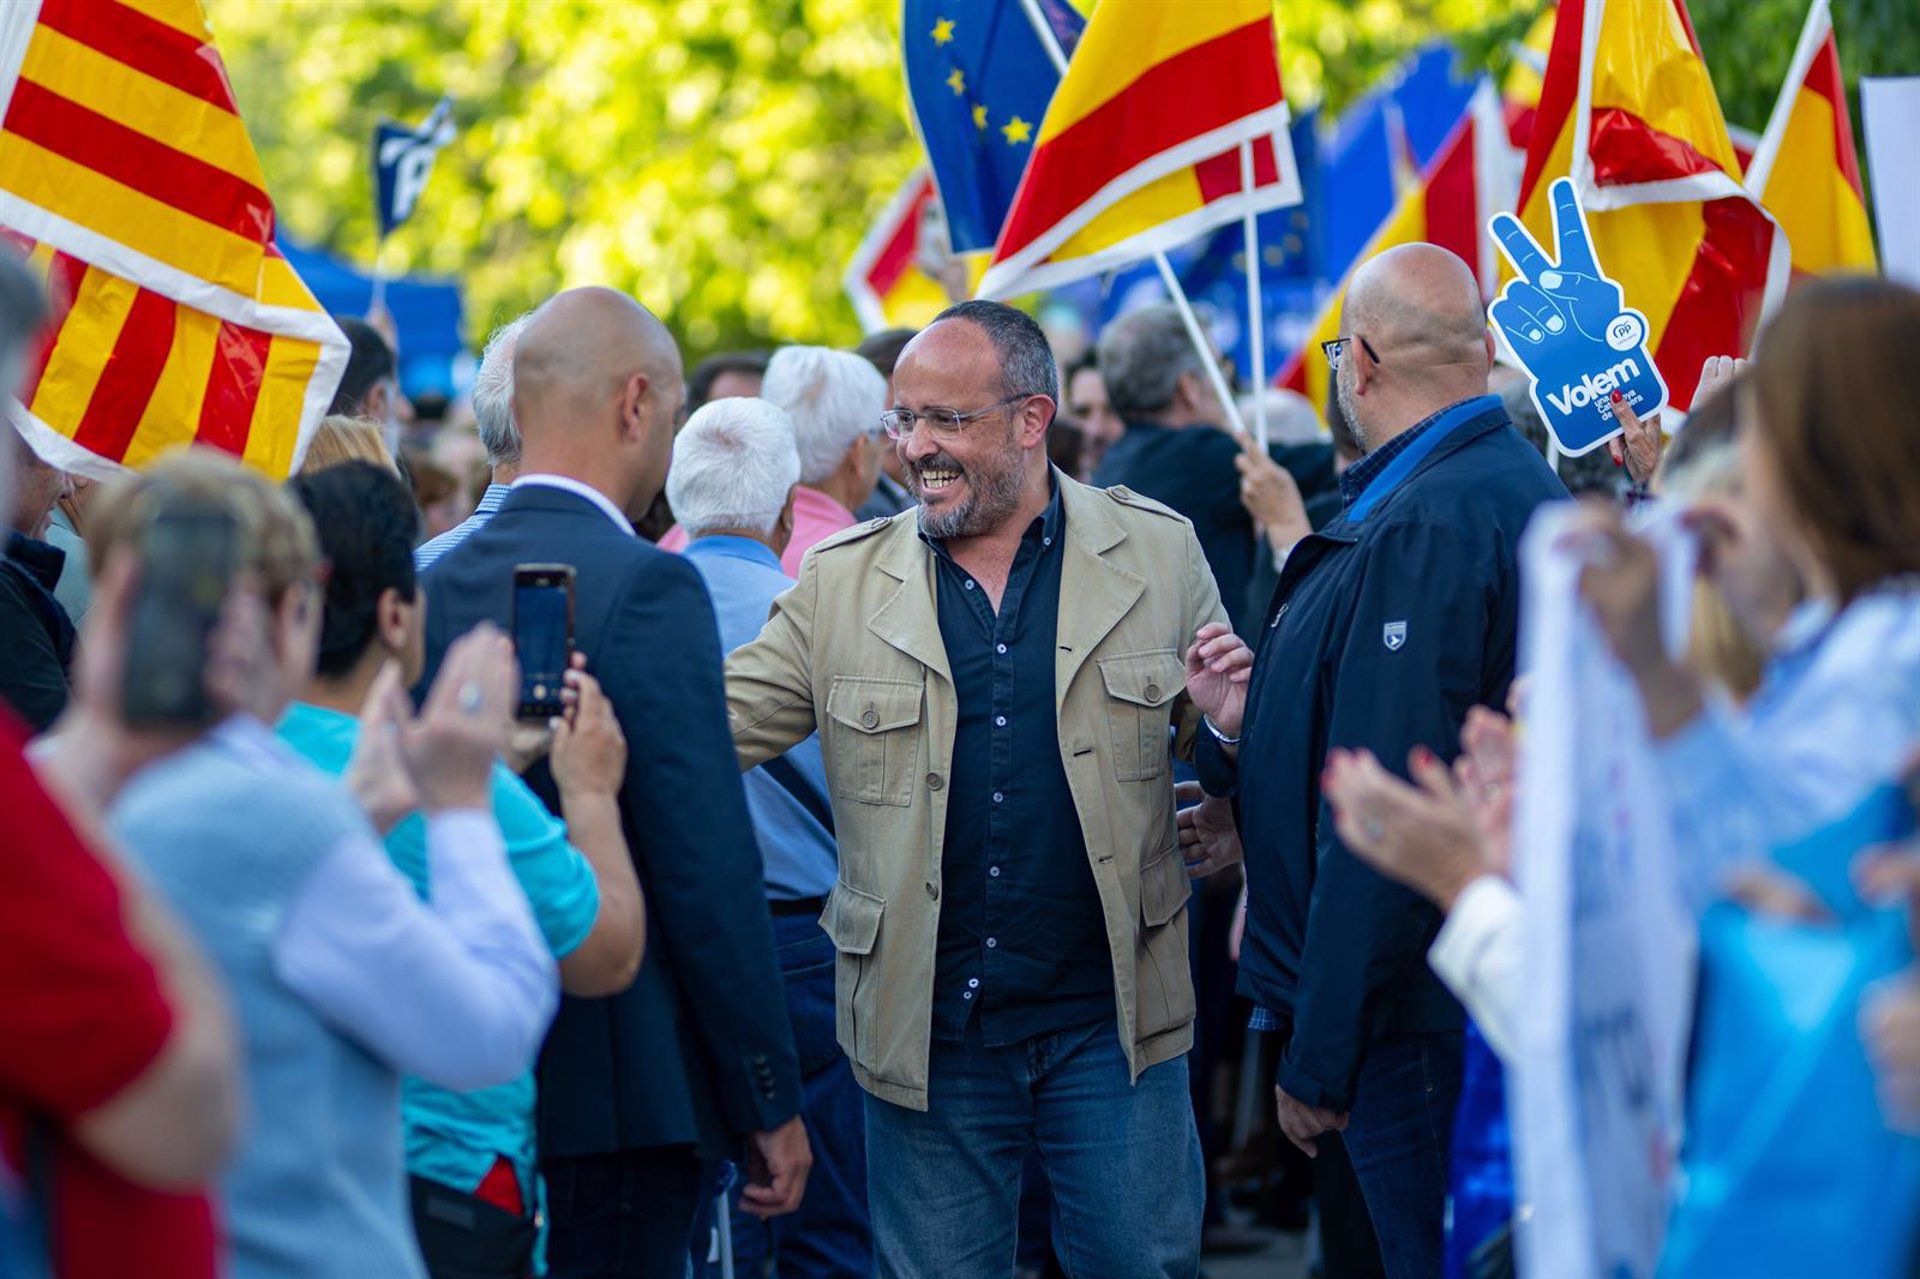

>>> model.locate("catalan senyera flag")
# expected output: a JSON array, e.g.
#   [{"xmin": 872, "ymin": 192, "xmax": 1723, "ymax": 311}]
[
  {"xmin": 1278, "ymin": 81, "xmax": 1516, "ymax": 415},
  {"xmin": 1513, "ymin": 0, "xmax": 1787, "ymax": 411},
  {"xmin": 843, "ymin": 170, "xmax": 973, "ymax": 334},
  {"xmin": 976, "ymin": 0, "xmax": 1301, "ymax": 299},
  {"xmin": 1744, "ymin": 0, "xmax": 1876, "ymax": 276},
  {"xmin": 0, "ymin": 0, "xmax": 346, "ymax": 481}
]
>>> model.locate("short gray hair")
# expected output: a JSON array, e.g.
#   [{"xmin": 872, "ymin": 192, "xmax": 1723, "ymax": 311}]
[
  {"xmin": 930, "ymin": 299, "xmax": 1058, "ymax": 406},
  {"xmin": 664, "ymin": 397, "xmax": 801, "ymax": 537},
  {"xmin": 1096, "ymin": 302, "xmax": 1203, "ymax": 420},
  {"xmin": 763, "ymin": 346, "xmax": 888, "ymax": 487},
  {"xmin": 472, "ymin": 312, "xmax": 533, "ymax": 467}
]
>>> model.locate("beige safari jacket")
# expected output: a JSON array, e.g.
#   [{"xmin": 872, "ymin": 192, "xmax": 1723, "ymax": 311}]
[{"xmin": 723, "ymin": 474, "xmax": 1229, "ymax": 1111}]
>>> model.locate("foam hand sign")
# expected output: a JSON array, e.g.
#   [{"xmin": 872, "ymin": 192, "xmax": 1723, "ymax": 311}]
[{"xmin": 1489, "ymin": 179, "xmax": 1668, "ymax": 457}]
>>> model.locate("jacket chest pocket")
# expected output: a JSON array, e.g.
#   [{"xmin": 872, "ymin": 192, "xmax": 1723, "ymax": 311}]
[
  {"xmin": 824, "ymin": 675, "xmax": 924, "ymax": 807},
  {"xmin": 1097, "ymin": 650, "xmax": 1185, "ymax": 782}
]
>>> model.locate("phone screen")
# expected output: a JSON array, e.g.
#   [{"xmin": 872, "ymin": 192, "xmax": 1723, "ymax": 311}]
[{"xmin": 512, "ymin": 566, "xmax": 573, "ymax": 719}]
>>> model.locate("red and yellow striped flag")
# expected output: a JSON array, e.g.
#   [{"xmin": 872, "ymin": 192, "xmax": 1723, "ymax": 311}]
[
  {"xmin": 976, "ymin": 0, "xmax": 1300, "ymax": 299},
  {"xmin": 1744, "ymin": 0, "xmax": 1876, "ymax": 276},
  {"xmin": 1278, "ymin": 82, "xmax": 1517, "ymax": 415},
  {"xmin": 843, "ymin": 170, "xmax": 984, "ymax": 333},
  {"xmin": 1513, "ymin": 0, "xmax": 1787, "ymax": 410},
  {"xmin": 0, "ymin": 0, "xmax": 346, "ymax": 480}
]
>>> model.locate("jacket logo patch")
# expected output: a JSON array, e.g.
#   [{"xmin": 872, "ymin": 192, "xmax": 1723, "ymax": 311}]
[{"xmin": 1383, "ymin": 620, "xmax": 1408, "ymax": 651}]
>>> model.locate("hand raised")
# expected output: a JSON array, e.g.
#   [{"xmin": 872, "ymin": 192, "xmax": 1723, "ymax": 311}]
[
  {"xmin": 403, "ymin": 625, "xmax": 517, "ymax": 812},
  {"xmin": 344, "ymin": 659, "xmax": 421, "ymax": 834},
  {"xmin": 551, "ymin": 667, "xmax": 626, "ymax": 800},
  {"xmin": 1183, "ymin": 623, "xmax": 1254, "ymax": 740}
]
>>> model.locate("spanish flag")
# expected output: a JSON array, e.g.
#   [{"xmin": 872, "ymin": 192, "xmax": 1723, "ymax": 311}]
[
  {"xmin": 1277, "ymin": 82, "xmax": 1516, "ymax": 416},
  {"xmin": 843, "ymin": 170, "xmax": 970, "ymax": 333},
  {"xmin": 976, "ymin": 0, "xmax": 1300, "ymax": 300},
  {"xmin": 0, "ymin": 0, "xmax": 346, "ymax": 480},
  {"xmin": 1744, "ymin": 0, "xmax": 1876, "ymax": 276},
  {"xmin": 1512, "ymin": 0, "xmax": 1787, "ymax": 410}
]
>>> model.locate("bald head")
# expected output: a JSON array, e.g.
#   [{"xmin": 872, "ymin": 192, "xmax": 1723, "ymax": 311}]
[
  {"xmin": 1343, "ymin": 243, "xmax": 1487, "ymax": 367},
  {"xmin": 514, "ymin": 287, "xmax": 681, "ymax": 434},
  {"xmin": 1335, "ymin": 244, "xmax": 1494, "ymax": 449},
  {"xmin": 511, "ymin": 286, "xmax": 686, "ymax": 514}
]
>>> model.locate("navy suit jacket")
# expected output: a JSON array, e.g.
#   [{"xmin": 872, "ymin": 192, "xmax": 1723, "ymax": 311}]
[{"xmin": 420, "ymin": 483, "xmax": 801, "ymax": 1158}]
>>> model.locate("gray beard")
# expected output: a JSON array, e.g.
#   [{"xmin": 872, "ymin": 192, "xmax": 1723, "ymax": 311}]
[
  {"xmin": 913, "ymin": 440, "xmax": 1027, "ymax": 541},
  {"xmin": 1336, "ymin": 367, "xmax": 1371, "ymax": 454}
]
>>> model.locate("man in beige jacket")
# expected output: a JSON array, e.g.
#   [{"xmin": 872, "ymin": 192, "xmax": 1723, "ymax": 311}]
[{"xmin": 723, "ymin": 300, "xmax": 1253, "ymax": 1279}]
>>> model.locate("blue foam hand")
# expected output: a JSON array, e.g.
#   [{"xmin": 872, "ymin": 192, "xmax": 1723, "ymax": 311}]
[{"xmin": 1489, "ymin": 178, "xmax": 1668, "ymax": 457}]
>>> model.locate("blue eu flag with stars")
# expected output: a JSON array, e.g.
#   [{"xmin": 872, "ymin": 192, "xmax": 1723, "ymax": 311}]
[{"xmin": 903, "ymin": 0, "xmax": 1083, "ymax": 256}]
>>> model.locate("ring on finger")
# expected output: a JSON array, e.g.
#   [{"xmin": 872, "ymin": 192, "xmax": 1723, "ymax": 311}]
[{"xmin": 457, "ymin": 681, "xmax": 485, "ymax": 715}]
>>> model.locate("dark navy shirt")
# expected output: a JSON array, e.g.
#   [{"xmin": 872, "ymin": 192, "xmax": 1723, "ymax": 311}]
[{"xmin": 922, "ymin": 481, "xmax": 1113, "ymax": 1045}]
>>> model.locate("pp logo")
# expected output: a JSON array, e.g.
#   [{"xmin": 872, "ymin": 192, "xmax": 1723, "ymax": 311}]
[
  {"xmin": 1383, "ymin": 620, "xmax": 1407, "ymax": 652},
  {"xmin": 1606, "ymin": 314, "xmax": 1644, "ymax": 352},
  {"xmin": 1488, "ymin": 178, "xmax": 1669, "ymax": 457}
]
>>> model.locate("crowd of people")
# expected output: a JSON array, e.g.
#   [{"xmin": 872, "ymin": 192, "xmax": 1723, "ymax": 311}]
[{"xmin": 2, "ymin": 223, "xmax": 1918, "ymax": 1279}]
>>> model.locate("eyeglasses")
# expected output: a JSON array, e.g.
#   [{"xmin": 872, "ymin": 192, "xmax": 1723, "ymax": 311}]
[
  {"xmin": 879, "ymin": 394, "xmax": 1033, "ymax": 441},
  {"xmin": 1321, "ymin": 335, "xmax": 1382, "ymax": 371}
]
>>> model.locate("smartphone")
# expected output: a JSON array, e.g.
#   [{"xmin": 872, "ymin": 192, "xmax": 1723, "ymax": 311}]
[
  {"xmin": 512, "ymin": 564, "xmax": 575, "ymax": 720},
  {"xmin": 122, "ymin": 505, "xmax": 241, "ymax": 727}
]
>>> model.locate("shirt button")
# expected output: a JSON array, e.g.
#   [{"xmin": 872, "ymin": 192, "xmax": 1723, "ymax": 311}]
[
  {"xmin": 995, "ymin": 715, "xmax": 1007, "ymax": 727},
  {"xmin": 986, "ymin": 937, "xmax": 997, "ymax": 949},
  {"xmin": 1043, "ymin": 537, "xmax": 1052, "ymax": 547},
  {"xmin": 992, "ymin": 791, "xmax": 1004, "ymax": 804},
  {"xmin": 963, "ymin": 990, "xmax": 973, "ymax": 1000},
  {"xmin": 926, "ymin": 773, "xmax": 944, "ymax": 790},
  {"xmin": 1144, "ymin": 682, "xmax": 1162, "ymax": 701},
  {"xmin": 860, "ymin": 708, "xmax": 879, "ymax": 729},
  {"xmin": 996, "ymin": 643, "xmax": 1008, "ymax": 655},
  {"xmin": 989, "ymin": 866, "xmax": 1001, "ymax": 878},
  {"xmin": 965, "ymin": 579, "xmax": 976, "ymax": 590},
  {"xmin": 968, "ymin": 978, "xmax": 980, "ymax": 988}
]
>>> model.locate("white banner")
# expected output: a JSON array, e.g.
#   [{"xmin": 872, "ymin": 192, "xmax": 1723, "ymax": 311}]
[
  {"xmin": 1863, "ymin": 78, "xmax": 1920, "ymax": 289},
  {"xmin": 1510, "ymin": 503, "xmax": 1698, "ymax": 1279}
]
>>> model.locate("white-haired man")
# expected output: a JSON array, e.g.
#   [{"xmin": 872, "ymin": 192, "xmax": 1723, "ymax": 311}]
[
  {"xmin": 415, "ymin": 312, "xmax": 533, "ymax": 570},
  {"xmin": 670, "ymin": 397, "xmax": 871, "ymax": 1276},
  {"xmin": 662, "ymin": 345, "xmax": 888, "ymax": 574}
]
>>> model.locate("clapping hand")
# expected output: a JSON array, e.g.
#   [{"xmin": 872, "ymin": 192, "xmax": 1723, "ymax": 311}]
[
  {"xmin": 404, "ymin": 625, "xmax": 518, "ymax": 813},
  {"xmin": 1322, "ymin": 744, "xmax": 1491, "ymax": 911}
]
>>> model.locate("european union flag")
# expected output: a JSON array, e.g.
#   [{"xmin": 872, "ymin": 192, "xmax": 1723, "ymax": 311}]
[{"xmin": 903, "ymin": 0, "xmax": 1083, "ymax": 256}]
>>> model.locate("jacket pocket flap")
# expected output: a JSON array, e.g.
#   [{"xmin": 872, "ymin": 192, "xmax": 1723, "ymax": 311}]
[
  {"xmin": 820, "ymin": 880, "xmax": 884, "ymax": 955},
  {"xmin": 1098, "ymin": 650, "xmax": 1186, "ymax": 708},
  {"xmin": 825, "ymin": 676, "xmax": 923, "ymax": 734},
  {"xmin": 1140, "ymin": 848, "xmax": 1191, "ymax": 927}
]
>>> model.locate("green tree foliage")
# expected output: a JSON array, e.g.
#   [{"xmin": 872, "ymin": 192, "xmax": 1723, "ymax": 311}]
[{"xmin": 211, "ymin": 0, "xmax": 1912, "ymax": 358}]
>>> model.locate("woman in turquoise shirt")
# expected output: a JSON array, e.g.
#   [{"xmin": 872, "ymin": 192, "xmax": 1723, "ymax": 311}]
[{"xmin": 283, "ymin": 462, "xmax": 644, "ymax": 1278}]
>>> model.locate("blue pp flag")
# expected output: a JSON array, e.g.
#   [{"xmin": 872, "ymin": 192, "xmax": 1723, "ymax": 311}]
[
  {"xmin": 902, "ymin": 0, "xmax": 1083, "ymax": 256},
  {"xmin": 373, "ymin": 98, "xmax": 456, "ymax": 238}
]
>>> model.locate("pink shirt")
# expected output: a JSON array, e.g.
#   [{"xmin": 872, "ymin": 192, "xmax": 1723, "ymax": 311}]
[{"xmin": 657, "ymin": 486, "xmax": 860, "ymax": 577}]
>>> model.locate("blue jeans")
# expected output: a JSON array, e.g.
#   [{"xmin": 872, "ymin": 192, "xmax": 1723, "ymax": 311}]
[
  {"xmin": 1340, "ymin": 1031, "xmax": 1464, "ymax": 1279},
  {"xmin": 720, "ymin": 912, "xmax": 871, "ymax": 1278},
  {"xmin": 865, "ymin": 1018, "xmax": 1202, "ymax": 1279}
]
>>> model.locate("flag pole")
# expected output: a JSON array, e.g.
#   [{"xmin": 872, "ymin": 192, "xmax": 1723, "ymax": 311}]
[
  {"xmin": 1239, "ymin": 139, "xmax": 1268, "ymax": 452},
  {"xmin": 368, "ymin": 236, "xmax": 389, "ymax": 318},
  {"xmin": 1014, "ymin": 0, "xmax": 1248, "ymax": 438}
]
